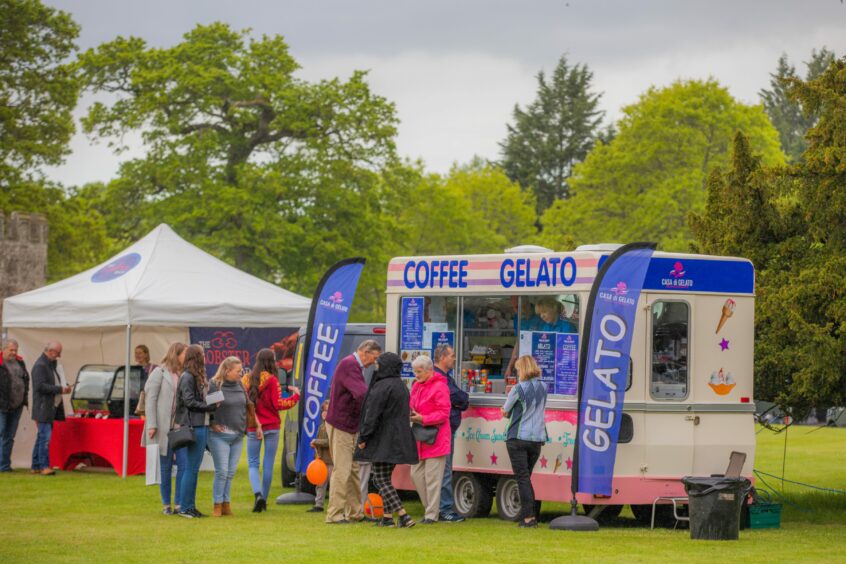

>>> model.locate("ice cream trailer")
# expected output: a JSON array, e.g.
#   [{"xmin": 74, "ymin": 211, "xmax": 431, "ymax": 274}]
[{"xmin": 385, "ymin": 244, "xmax": 755, "ymax": 522}]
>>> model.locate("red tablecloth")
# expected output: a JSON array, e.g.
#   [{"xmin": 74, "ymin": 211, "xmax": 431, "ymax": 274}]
[{"xmin": 50, "ymin": 418, "xmax": 146, "ymax": 476}]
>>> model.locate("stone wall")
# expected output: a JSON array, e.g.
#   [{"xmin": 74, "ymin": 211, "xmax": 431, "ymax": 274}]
[{"xmin": 0, "ymin": 211, "xmax": 48, "ymax": 326}]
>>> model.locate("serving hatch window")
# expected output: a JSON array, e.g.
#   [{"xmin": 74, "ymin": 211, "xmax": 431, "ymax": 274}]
[
  {"xmin": 651, "ymin": 300, "xmax": 690, "ymax": 400},
  {"xmin": 399, "ymin": 296, "xmax": 458, "ymax": 377}
]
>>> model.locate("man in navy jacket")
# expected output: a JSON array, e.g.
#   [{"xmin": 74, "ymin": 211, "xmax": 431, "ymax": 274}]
[
  {"xmin": 433, "ymin": 344, "xmax": 468, "ymax": 522},
  {"xmin": 30, "ymin": 342, "xmax": 71, "ymax": 475},
  {"xmin": 0, "ymin": 339, "xmax": 29, "ymax": 472}
]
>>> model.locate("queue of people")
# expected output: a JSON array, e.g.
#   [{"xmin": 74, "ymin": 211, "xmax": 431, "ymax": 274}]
[{"xmin": 0, "ymin": 336, "xmax": 547, "ymax": 528}]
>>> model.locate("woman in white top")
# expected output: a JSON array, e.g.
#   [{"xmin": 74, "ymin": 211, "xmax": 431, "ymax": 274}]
[{"xmin": 142, "ymin": 342, "xmax": 188, "ymax": 515}]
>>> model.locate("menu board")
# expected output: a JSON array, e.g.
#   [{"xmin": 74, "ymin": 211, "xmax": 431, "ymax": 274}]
[
  {"xmin": 401, "ymin": 297, "xmax": 425, "ymax": 377},
  {"xmin": 432, "ymin": 331, "xmax": 455, "ymax": 357},
  {"xmin": 521, "ymin": 330, "xmax": 579, "ymax": 396}
]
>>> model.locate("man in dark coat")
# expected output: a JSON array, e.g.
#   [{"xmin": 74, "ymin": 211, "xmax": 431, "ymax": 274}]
[
  {"xmin": 30, "ymin": 341, "xmax": 72, "ymax": 475},
  {"xmin": 324, "ymin": 339, "xmax": 381, "ymax": 524},
  {"xmin": 0, "ymin": 339, "xmax": 29, "ymax": 472},
  {"xmin": 433, "ymin": 344, "xmax": 469, "ymax": 522},
  {"xmin": 354, "ymin": 352, "xmax": 418, "ymax": 527}
]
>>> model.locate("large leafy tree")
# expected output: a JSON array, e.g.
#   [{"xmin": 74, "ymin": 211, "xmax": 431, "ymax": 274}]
[
  {"xmin": 759, "ymin": 48, "xmax": 835, "ymax": 163},
  {"xmin": 0, "ymin": 0, "xmax": 81, "ymax": 190},
  {"xmin": 79, "ymin": 23, "xmax": 400, "ymax": 318},
  {"xmin": 499, "ymin": 56, "xmax": 605, "ymax": 214},
  {"xmin": 691, "ymin": 55, "xmax": 846, "ymax": 415},
  {"xmin": 540, "ymin": 79, "xmax": 784, "ymax": 251}
]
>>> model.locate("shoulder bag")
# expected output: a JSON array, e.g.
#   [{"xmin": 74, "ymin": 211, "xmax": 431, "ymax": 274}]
[
  {"xmin": 167, "ymin": 378, "xmax": 195, "ymax": 450},
  {"xmin": 411, "ymin": 422, "xmax": 438, "ymax": 445}
]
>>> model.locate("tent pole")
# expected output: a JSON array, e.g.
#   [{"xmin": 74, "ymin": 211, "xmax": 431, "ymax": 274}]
[{"xmin": 123, "ymin": 324, "xmax": 132, "ymax": 478}]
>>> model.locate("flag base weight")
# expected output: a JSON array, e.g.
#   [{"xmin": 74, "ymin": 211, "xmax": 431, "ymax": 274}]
[
  {"xmin": 548, "ymin": 514, "xmax": 599, "ymax": 531},
  {"xmin": 275, "ymin": 491, "xmax": 315, "ymax": 505}
]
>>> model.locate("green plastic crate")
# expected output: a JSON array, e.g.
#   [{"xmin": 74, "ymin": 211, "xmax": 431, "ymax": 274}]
[{"xmin": 747, "ymin": 502, "xmax": 782, "ymax": 529}]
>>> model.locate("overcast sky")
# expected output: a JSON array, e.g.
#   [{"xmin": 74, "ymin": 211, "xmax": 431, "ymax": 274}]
[{"xmin": 43, "ymin": 0, "xmax": 846, "ymax": 187}]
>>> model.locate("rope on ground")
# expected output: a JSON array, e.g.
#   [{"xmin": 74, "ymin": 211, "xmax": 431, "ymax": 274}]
[
  {"xmin": 752, "ymin": 471, "xmax": 813, "ymax": 512},
  {"xmin": 754, "ymin": 469, "xmax": 846, "ymax": 496}
]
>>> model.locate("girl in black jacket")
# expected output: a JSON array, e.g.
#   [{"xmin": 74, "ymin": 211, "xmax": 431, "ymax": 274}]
[
  {"xmin": 175, "ymin": 344, "xmax": 219, "ymax": 518},
  {"xmin": 354, "ymin": 352, "xmax": 418, "ymax": 528}
]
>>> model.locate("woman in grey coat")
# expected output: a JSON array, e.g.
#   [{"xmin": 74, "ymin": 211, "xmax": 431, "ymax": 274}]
[{"xmin": 142, "ymin": 342, "xmax": 188, "ymax": 515}]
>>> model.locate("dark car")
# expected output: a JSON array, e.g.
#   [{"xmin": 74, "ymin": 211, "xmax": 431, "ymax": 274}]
[{"xmin": 280, "ymin": 323, "xmax": 386, "ymax": 487}]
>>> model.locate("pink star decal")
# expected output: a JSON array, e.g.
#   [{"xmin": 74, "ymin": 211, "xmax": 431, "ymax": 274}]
[
  {"xmin": 565, "ymin": 457, "xmax": 573, "ymax": 470},
  {"xmin": 490, "ymin": 452, "xmax": 498, "ymax": 465},
  {"xmin": 466, "ymin": 451, "xmax": 474, "ymax": 464},
  {"xmin": 539, "ymin": 455, "xmax": 548, "ymax": 469},
  {"xmin": 719, "ymin": 338, "xmax": 730, "ymax": 351}
]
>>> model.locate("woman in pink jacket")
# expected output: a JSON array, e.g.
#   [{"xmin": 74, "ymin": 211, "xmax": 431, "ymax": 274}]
[{"xmin": 408, "ymin": 355, "xmax": 451, "ymax": 523}]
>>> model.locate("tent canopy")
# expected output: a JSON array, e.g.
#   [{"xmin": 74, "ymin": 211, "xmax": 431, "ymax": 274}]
[{"xmin": 3, "ymin": 224, "xmax": 311, "ymax": 328}]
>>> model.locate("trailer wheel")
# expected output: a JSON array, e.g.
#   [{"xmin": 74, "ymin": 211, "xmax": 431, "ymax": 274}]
[
  {"xmin": 453, "ymin": 472, "xmax": 492, "ymax": 518},
  {"xmin": 631, "ymin": 503, "xmax": 674, "ymax": 526},
  {"xmin": 583, "ymin": 504, "xmax": 623, "ymax": 524},
  {"xmin": 495, "ymin": 476, "xmax": 521, "ymax": 521}
]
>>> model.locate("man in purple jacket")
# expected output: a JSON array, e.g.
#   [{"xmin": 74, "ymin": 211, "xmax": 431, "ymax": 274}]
[
  {"xmin": 325, "ymin": 339, "xmax": 381, "ymax": 524},
  {"xmin": 433, "ymin": 344, "xmax": 469, "ymax": 522}
]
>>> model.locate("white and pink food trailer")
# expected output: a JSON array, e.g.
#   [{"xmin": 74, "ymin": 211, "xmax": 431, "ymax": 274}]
[{"xmin": 385, "ymin": 244, "xmax": 755, "ymax": 521}]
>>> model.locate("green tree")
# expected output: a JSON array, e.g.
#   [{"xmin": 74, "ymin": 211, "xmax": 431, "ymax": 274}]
[
  {"xmin": 540, "ymin": 79, "xmax": 785, "ymax": 251},
  {"xmin": 79, "ymin": 23, "xmax": 400, "ymax": 319},
  {"xmin": 0, "ymin": 0, "xmax": 80, "ymax": 190},
  {"xmin": 759, "ymin": 48, "xmax": 835, "ymax": 163},
  {"xmin": 691, "ymin": 55, "xmax": 846, "ymax": 415},
  {"xmin": 499, "ymin": 56, "xmax": 605, "ymax": 214},
  {"xmin": 396, "ymin": 160, "xmax": 537, "ymax": 257}
]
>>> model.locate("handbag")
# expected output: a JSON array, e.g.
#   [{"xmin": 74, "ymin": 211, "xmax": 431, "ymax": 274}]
[
  {"xmin": 167, "ymin": 381, "xmax": 195, "ymax": 450},
  {"xmin": 411, "ymin": 422, "xmax": 438, "ymax": 445},
  {"xmin": 239, "ymin": 380, "xmax": 258, "ymax": 430}
]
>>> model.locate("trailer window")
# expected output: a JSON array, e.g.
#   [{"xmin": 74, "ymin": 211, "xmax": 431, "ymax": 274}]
[
  {"xmin": 399, "ymin": 296, "xmax": 459, "ymax": 378},
  {"xmin": 650, "ymin": 301, "xmax": 689, "ymax": 400}
]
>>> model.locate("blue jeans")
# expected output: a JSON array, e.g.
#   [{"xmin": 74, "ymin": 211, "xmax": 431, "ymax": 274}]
[
  {"xmin": 439, "ymin": 429, "xmax": 457, "ymax": 514},
  {"xmin": 159, "ymin": 445, "xmax": 188, "ymax": 508},
  {"xmin": 178, "ymin": 426, "xmax": 208, "ymax": 511},
  {"xmin": 208, "ymin": 431, "xmax": 244, "ymax": 503},
  {"xmin": 31, "ymin": 422, "xmax": 52, "ymax": 471},
  {"xmin": 0, "ymin": 407, "xmax": 23, "ymax": 471},
  {"xmin": 247, "ymin": 429, "xmax": 279, "ymax": 499}
]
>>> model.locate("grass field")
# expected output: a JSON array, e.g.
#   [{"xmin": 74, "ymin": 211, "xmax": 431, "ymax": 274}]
[{"xmin": 1, "ymin": 425, "xmax": 845, "ymax": 563}]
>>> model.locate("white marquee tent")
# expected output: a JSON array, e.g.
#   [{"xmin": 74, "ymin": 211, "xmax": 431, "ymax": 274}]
[{"xmin": 3, "ymin": 224, "xmax": 311, "ymax": 474}]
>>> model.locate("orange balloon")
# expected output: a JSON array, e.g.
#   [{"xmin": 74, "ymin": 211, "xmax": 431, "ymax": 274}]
[
  {"xmin": 364, "ymin": 493, "xmax": 384, "ymax": 518},
  {"xmin": 306, "ymin": 459, "xmax": 328, "ymax": 486}
]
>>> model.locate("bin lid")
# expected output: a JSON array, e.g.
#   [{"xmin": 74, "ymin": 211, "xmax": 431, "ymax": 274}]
[{"xmin": 682, "ymin": 476, "xmax": 751, "ymax": 496}]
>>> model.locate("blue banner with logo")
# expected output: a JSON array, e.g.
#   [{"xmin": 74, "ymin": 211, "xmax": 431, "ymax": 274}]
[
  {"xmin": 295, "ymin": 258, "xmax": 366, "ymax": 474},
  {"xmin": 574, "ymin": 243, "xmax": 655, "ymax": 496}
]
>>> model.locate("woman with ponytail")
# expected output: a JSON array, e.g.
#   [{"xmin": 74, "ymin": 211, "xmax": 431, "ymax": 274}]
[{"xmin": 242, "ymin": 348, "xmax": 300, "ymax": 512}]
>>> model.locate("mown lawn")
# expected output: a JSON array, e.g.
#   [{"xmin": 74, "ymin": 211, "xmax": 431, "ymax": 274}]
[{"xmin": 1, "ymin": 425, "xmax": 844, "ymax": 563}]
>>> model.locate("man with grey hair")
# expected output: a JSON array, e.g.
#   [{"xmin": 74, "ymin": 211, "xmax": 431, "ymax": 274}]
[
  {"xmin": 325, "ymin": 339, "xmax": 381, "ymax": 524},
  {"xmin": 30, "ymin": 341, "xmax": 72, "ymax": 475},
  {"xmin": 433, "ymin": 344, "xmax": 468, "ymax": 522},
  {"xmin": 0, "ymin": 339, "xmax": 30, "ymax": 472}
]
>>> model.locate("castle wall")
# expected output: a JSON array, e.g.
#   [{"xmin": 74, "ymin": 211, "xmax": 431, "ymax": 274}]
[{"xmin": 0, "ymin": 211, "xmax": 49, "ymax": 327}]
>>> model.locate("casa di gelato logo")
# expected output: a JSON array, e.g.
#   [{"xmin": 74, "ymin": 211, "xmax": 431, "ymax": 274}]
[
  {"xmin": 599, "ymin": 280, "xmax": 635, "ymax": 305},
  {"xmin": 91, "ymin": 253, "xmax": 142, "ymax": 283},
  {"xmin": 662, "ymin": 261, "xmax": 694, "ymax": 289},
  {"xmin": 319, "ymin": 290, "xmax": 349, "ymax": 312}
]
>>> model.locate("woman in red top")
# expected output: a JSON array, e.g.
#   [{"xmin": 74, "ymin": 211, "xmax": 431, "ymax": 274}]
[{"xmin": 242, "ymin": 348, "xmax": 299, "ymax": 512}]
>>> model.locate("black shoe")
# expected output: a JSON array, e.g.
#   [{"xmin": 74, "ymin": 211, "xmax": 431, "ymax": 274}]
[
  {"xmin": 189, "ymin": 508, "xmax": 205, "ymax": 518},
  {"xmin": 439, "ymin": 512, "xmax": 465, "ymax": 522},
  {"xmin": 253, "ymin": 493, "xmax": 266, "ymax": 513},
  {"xmin": 398, "ymin": 514, "xmax": 416, "ymax": 528},
  {"xmin": 162, "ymin": 506, "xmax": 174, "ymax": 515},
  {"xmin": 420, "ymin": 518, "xmax": 437, "ymax": 524},
  {"xmin": 518, "ymin": 518, "xmax": 538, "ymax": 528},
  {"xmin": 376, "ymin": 517, "xmax": 396, "ymax": 527},
  {"xmin": 177, "ymin": 509, "xmax": 194, "ymax": 519},
  {"xmin": 363, "ymin": 516, "xmax": 379, "ymax": 523},
  {"xmin": 307, "ymin": 506, "xmax": 324, "ymax": 513},
  {"xmin": 327, "ymin": 519, "xmax": 351, "ymax": 525}
]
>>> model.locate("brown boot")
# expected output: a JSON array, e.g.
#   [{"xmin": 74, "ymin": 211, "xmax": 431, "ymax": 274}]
[
  {"xmin": 221, "ymin": 502, "xmax": 233, "ymax": 516},
  {"xmin": 213, "ymin": 503, "xmax": 222, "ymax": 517}
]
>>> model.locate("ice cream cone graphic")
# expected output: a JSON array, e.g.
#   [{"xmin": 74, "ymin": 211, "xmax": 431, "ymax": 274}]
[
  {"xmin": 553, "ymin": 454, "xmax": 562, "ymax": 473},
  {"xmin": 716, "ymin": 298, "xmax": 736, "ymax": 333}
]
